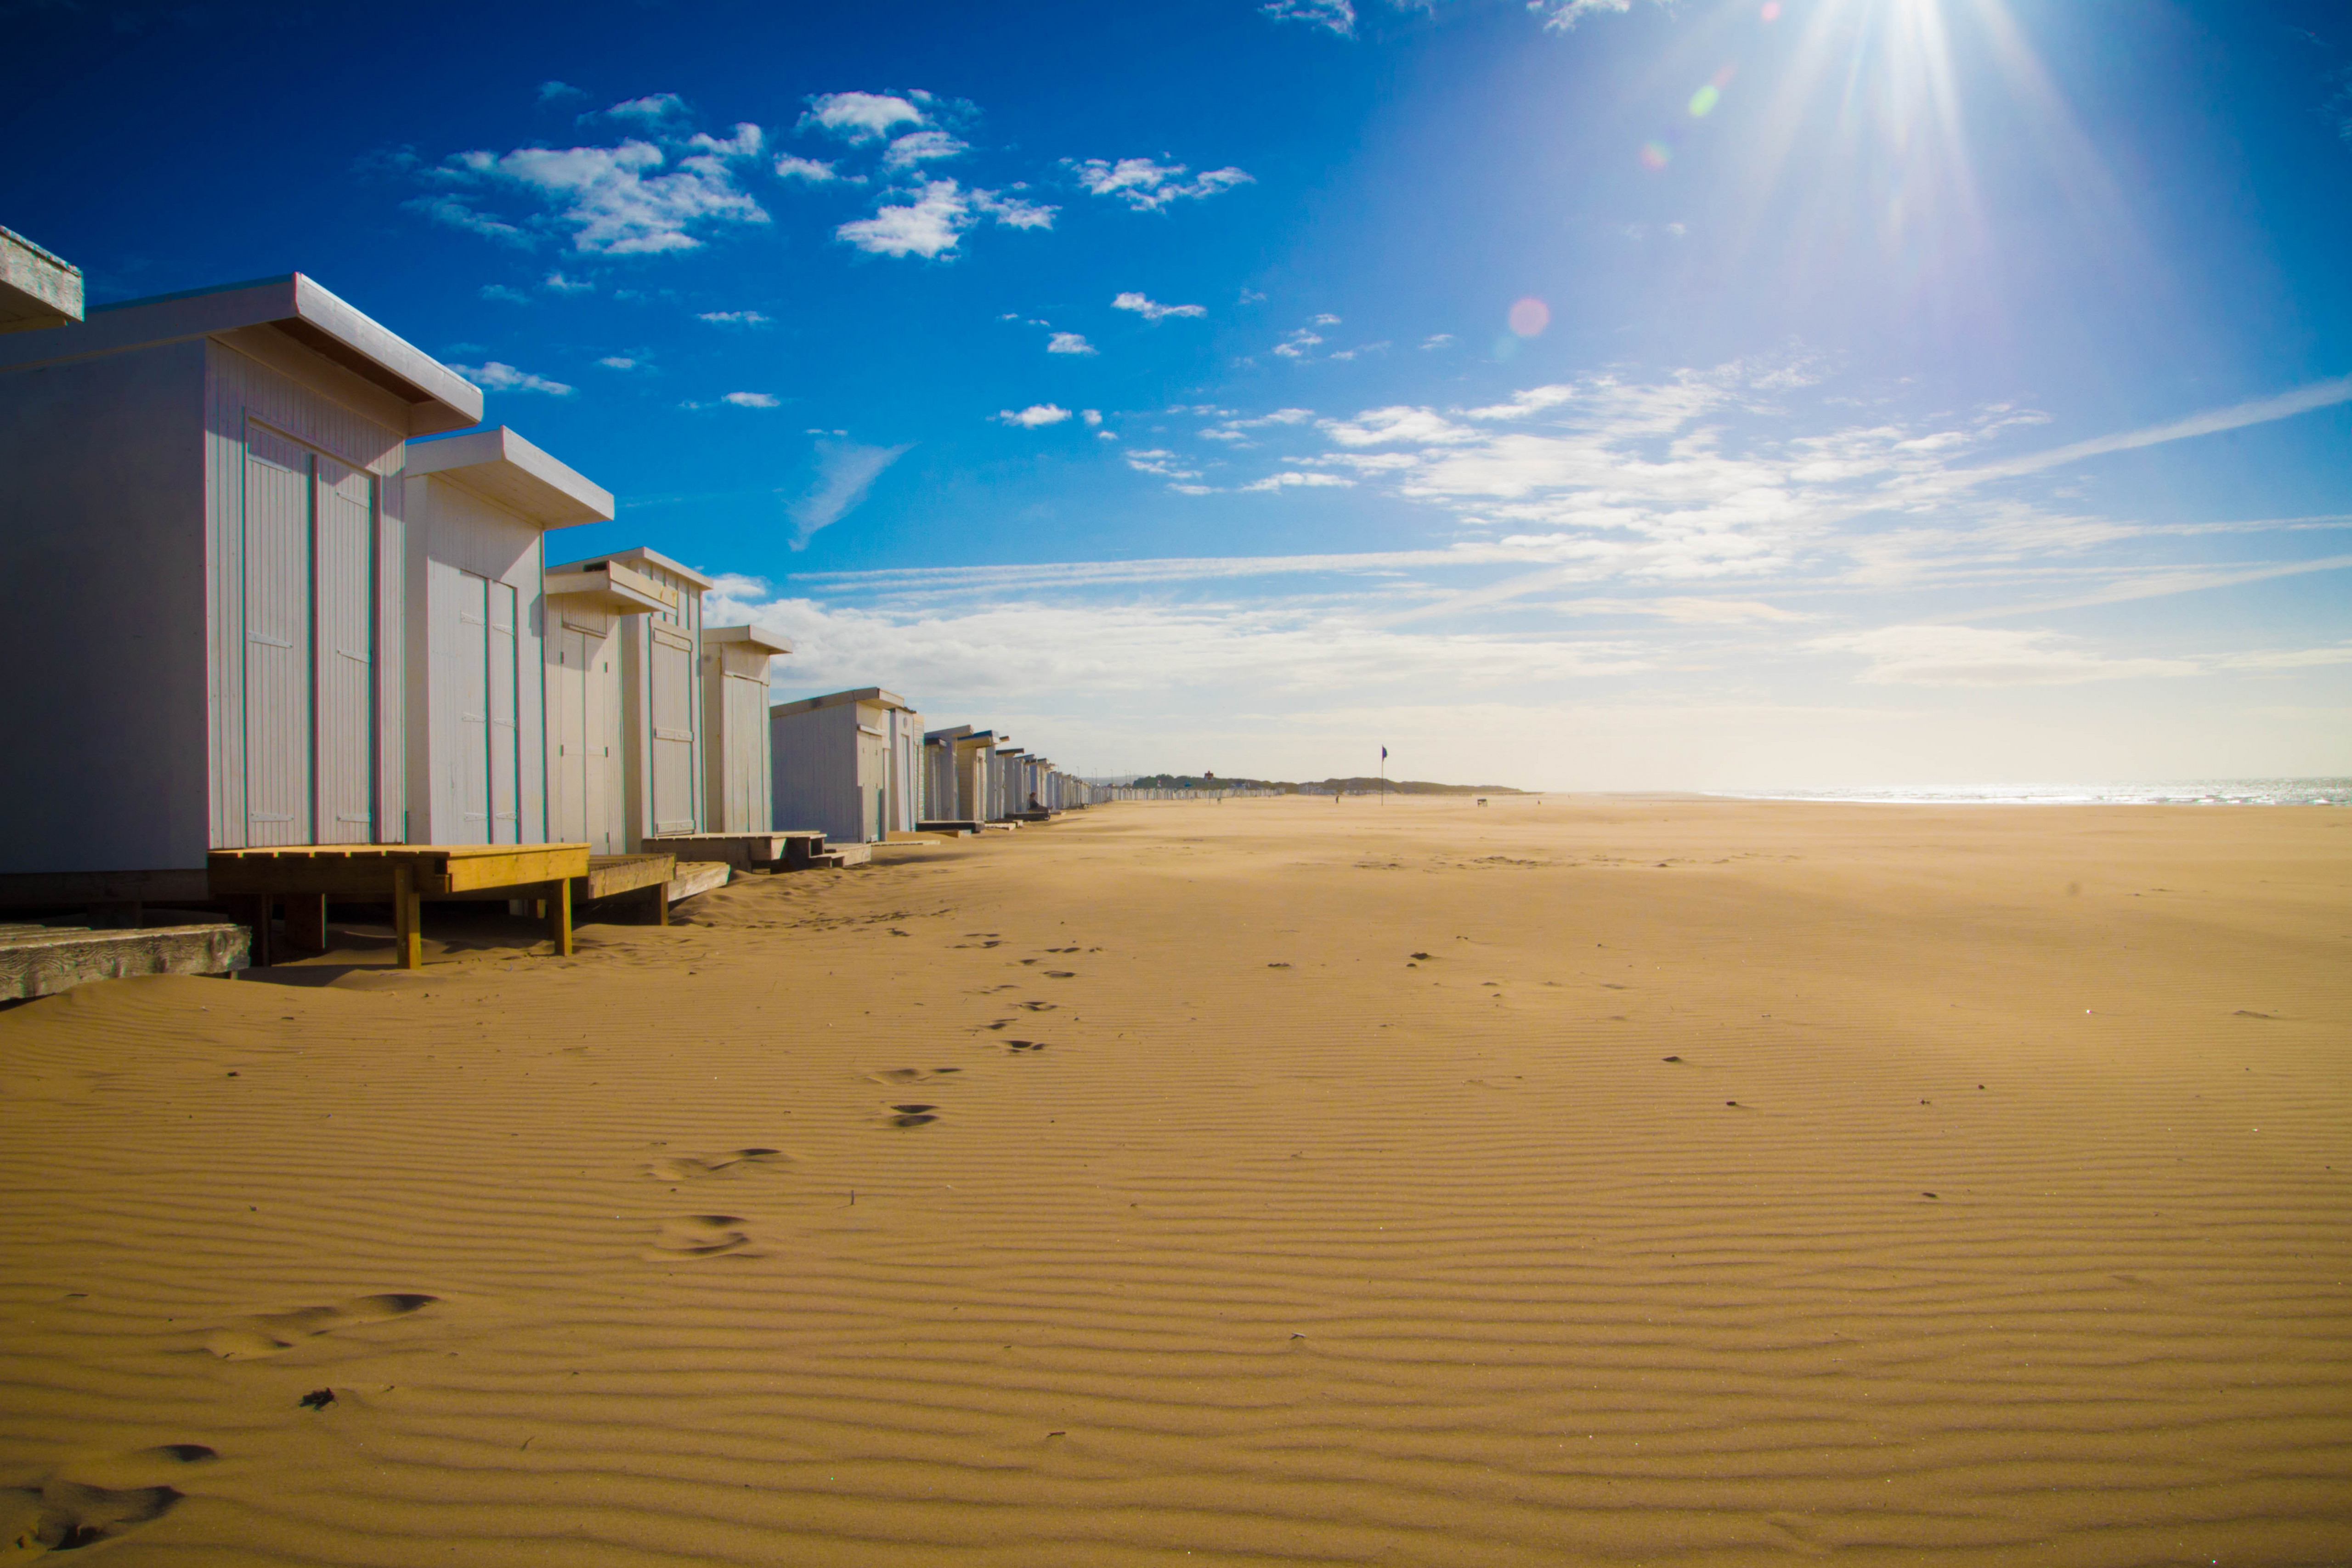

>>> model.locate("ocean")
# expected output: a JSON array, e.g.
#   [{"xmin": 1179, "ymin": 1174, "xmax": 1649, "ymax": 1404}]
[{"xmin": 1710, "ymin": 779, "xmax": 2352, "ymax": 807}]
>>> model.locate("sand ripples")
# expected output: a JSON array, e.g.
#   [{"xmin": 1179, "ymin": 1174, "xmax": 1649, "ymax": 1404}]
[{"xmin": 2, "ymin": 800, "xmax": 2348, "ymax": 1564}]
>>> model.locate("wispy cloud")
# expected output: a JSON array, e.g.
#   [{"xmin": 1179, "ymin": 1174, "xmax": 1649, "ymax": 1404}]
[
  {"xmin": 544, "ymin": 270, "xmax": 594, "ymax": 293},
  {"xmin": 1261, "ymin": 0, "xmax": 1356, "ymax": 36},
  {"xmin": 453, "ymin": 361, "xmax": 574, "ymax": 395},
  {"xmin": 1066, "ymin": 157, "xmax": 1255, "ymax": 212},
  {"xmin": 774, "ymin": 153, "xmax": 846, "ymax": 182},
  {"xmin": 480, "ymin": 283, "xmax": 530, "ymax": 304},
  {"xmin": 1046, "ymin": 331, "xmax": 1097, "ymax": 356},
  {"xmin": 789, "ymin": 438, "xmax": 912, "ymax": 550},
  {"xmin": 698, "ymin": 309, "xmax": 770, "ymax": 325},
  {"xmin": 722, "ymin": 391, "xmax": 780, "ymax": 408},
  {"xmin": 1811, "ymin": 624, "xmax": 2199, "ymax": 686},
  {"xmin": 1113, "ymin": 291, "xmax": 1207, "ymax": 321},
  {"xmin": 882, "ymin": 130, "xmax": 968, "ymax": 170},
  {"xmin": 604, "ymin": 92, "xmax": 688, "ymax": 122}
]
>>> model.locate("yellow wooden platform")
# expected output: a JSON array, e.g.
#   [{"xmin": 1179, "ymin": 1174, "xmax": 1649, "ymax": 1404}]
[{"xmin": 209, "ymin": 844, "xmax": 591, "ymax": 969}]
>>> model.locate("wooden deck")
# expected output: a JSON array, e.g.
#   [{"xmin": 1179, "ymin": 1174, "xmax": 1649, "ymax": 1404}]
[
  {"xmin": 570, "ymin": 854, "xmax": 675, "ymax": 925},
  {"xmin": 209, "ymin": 844, "xmax": 591, "ymax": 969},
  {"xmin": 0, "ymin": 920, "xmax": 249, "ymax": 999},
  {"xmin": 646, "ymin": 833, "xmax": 820, "ymax": 872}
]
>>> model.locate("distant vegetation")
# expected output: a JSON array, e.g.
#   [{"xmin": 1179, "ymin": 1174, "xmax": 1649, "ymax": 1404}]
[{"xmin": 1125, "ymin": 774, "xmax": 1527, "ymax": 795}]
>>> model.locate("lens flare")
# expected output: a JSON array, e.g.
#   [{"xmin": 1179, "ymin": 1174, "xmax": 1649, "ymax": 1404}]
[
  {"xmin": 1639, "ymin": 140, "xmax": 1672, "ymax": 170},
  {"xmin": 1759, "ymin": 1, "xmax": 1780, "ymax": 19},
  {"xmin": 1507, "ymin": 296, "xmax": 1550, "ymax": 337},
  {"xmin": 1689, "ymin": 85, "xmax": 1720, "ymax": 117}
]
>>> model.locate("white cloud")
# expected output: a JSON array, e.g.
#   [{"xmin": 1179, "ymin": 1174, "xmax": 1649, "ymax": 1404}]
[
  {"xmin": 1529, "ymin": 0, "xmax": 1656, "ymax": 30},
  {"xmin": 1273, "ymin": 328, "xmax": 1323, "ymax": 360},
  {"xmin": 1241, "ymin": 471, "xmax": 1354, "ymax": 492},
  {"xmin": 1262, "ymin": 0, "xmax": 1356, "ymax": 35},
  {"xmin": 1310, "ymin": 313, "xmax": 1341, "ymax": 327},
  {"xmin": 685, "ymin": 123, "xmax": 762, "ymax": 159},
  {"xmin": 1047, "ymin": 332, "xmax": 1097, "ymax": 356},
  {"xmin": 974, "ymin": 189, "xmax": 1057, "ymax": 229},
  {"xmin": 837, "ymin": 180, "xmax": 970, "ymax": 257},
  {"xmin": 882, "ymin": 130, "xmax": 968, "ymax": 170},
  {"xmin": 1000, "ymin": 404, "xmax": 1073, "ymax": 428},
  {"xmin": 789, "ymin": 438, "xmax": 912, "ymax": 550},
  {"xmin": 699, "ymin": 309, "xmax": 770, "ymax": 325},
  {"xmin": 801, "ymin": 91, "xmax": 927, "ymax": 143},
  {"xmin": 2219, "ymin": 642, "xmax": 2352, "ymax": 670},
  {"xmin": 431, "ymin": 139, "xmax": 768, "ymax": 254},
  {"xmin": 408, "ymin": 194, "xmax": 531, "ymax": 245},
  {"xmin": 722, "ymin": 391, "xmax": 780, "ymax": 408},
  {"xmin": 836, "ymin": 180, "xmax": 1054, "ymax": 258},
  {"xmin": 1123, "ymin": 449, "xmax": 1199, "ymax": 478},
  {"xmin": 454, "ymin": 361, "xmax": 574, "ymax": 396},
  {"xmin": 1422, "ymin": 334, "xmax": 1456, "ymax": 350},
  {"xmin": 774, "ymin": 154, "xmax": 844, "ymax": 182},
  {"xmin": 597, "ymin": 356, "xmax": 639, "ymax": 370},
  {"xmin": 538, "ymin": 80, "xmax": 585, "ymax": 106},
  {"xmin": 606, "ymin": 92, "xmax": 687, "ymax": 121},
  {"xmin": 1321, "ymin": 405, "xmax": 1476, "ymax": 446},
  {"xmin": 1112, "ymin": 291, "xmax": 1207, "ymax": 321},
  {"xmin": 1329, "ymin": 341, "xmax": 1389, "ymax": 362},
  {"xmin": 1082, "ymin": 409, "xmax": 1104, "ymax": 426},
  {"xmin": 1812, "ymin": 624, "xmax": 2199, "ymax": 686},
  {"xmin": 1066, "ymin": 157, "xmax": 1255, "ymax": 213},
  {"xmin": 480, "ymin": 283, "xmax": 530, "ymax": 304},
  {"xmin": 544, "ymin": 271, "xmax": 594, "ymax": 293}
]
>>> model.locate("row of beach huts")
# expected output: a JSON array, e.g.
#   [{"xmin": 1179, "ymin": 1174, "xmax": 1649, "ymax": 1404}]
[{"xmin": 0, "ymin": 232, "xmax": 1099, "ymax": 994}]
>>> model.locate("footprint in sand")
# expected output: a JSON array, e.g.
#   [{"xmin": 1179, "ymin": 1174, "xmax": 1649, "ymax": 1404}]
[
  {"xmin": 884, "ymin": 1104, "xmax": 939, "ymax": 1126},
  {"xmin": 646, "ymin": 1148, "xmax": 792, "ymax": 1181},
  {"xmin": 867, "ymin": 1067, "xmax": 963, "ymax": 1086},
  {"xmin": 1, "ymin": 1444, "xmax": 215, "ymax": 1557},
  {"xmin": 204, "ymin": 1293, "xmax": 437, "ymax": 1360},
  {"xmin": 1005, "ymin": 1040, "xmax": 1050, "ymax": 1054},
  {"xmin": 647, "ymin": 1215, "xmax": 754, "ymax": 1258},
  {"xmin": 1017, "ymin": 1000, "xmax": 1057, "ymax": 1012}
]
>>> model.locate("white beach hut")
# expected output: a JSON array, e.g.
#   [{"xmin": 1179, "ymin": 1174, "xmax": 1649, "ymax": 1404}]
[
  {"xmin": 402, "ymin": 427, "xmax": 612, "ymax": 845},
  {"xmin": 545, "ymin": 547, "xmax": 711, "ymax": 850},
  {"xmin": 769, "ymin": 688, "xmax": 923, "ymax": 844},
  {"xmin": 700, "ymin": 625, "xmax": 793, "ymax": 834},
  {"xmin": 0, "ymin": 272, "xmax": 481, "ymax": 902}
]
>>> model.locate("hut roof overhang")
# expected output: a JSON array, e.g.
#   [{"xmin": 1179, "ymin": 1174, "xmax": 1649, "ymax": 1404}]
[
  {"xmin": 0, "ymin": 225, "xmax": 83, "ymax": 334},
  {"xmin": 0, "ymin": 272, "xmax": 482, "ymax": 431},
  {"xmin": 406, "ymin": 426, "xmax": 614, "ymax": 526}
]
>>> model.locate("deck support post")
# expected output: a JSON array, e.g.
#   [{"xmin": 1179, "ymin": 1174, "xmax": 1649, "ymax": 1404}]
[
  {"xmin": 241, "ymin": 894, "xmax": 274, "ymax": 968},
  {"xmin": 547, "ymin": 877, "xmax": 573, "ymax": 956},
  {"xmin": 283, "ymin": 893, "xmax": 327, "ymax": 953},
  {"xmin": 393, "ymin": 866, "xmax": 421, "ymax": 971}
]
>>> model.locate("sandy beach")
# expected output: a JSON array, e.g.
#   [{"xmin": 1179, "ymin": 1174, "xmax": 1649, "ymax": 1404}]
[{"xmin": 2, "ymin": 795, "xmax": 2347, "ymax": 1566}]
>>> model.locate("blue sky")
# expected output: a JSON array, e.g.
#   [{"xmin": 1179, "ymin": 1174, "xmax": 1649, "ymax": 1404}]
[{"xmin": 7, "ymin": 0, "xmax": 2349, "ymax": 787}]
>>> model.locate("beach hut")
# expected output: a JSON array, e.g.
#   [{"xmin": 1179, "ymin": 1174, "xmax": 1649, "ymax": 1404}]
[
  {"xmin": 545, "ymin": 547, "xmax": 712, "ymax": 850},
  {"xmin": 700, "ymin": 625, "xmax": 793, "ymax": 833},
  {"xmin": 769, "ymin": 688, "xmax": 923, "ymax": 844},
  {"xmin": 1, "ymin": 224, "xmax": 82, "ymax": 334},
  {"xmin": 402, "ymin": 427, "xmax": 612, "ymax": 845},
  {"xmin": 922, "ymin": 725, "xmax": 969, "ymax": 826},
  {"xmin": 542, "ymin": 553, "xmax": 669, "ymax": 853},
  {"xmin": 0, "ymin": 272, "xmax": 481, "ymax": 904}
]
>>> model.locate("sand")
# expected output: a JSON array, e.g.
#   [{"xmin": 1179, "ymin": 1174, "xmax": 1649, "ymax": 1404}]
[{"xmin": 1, "ymin": 796, "xmax": 2347, "ymax": 1566}]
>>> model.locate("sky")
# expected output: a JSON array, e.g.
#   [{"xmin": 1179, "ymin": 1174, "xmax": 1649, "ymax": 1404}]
[{"xmin": 6, "ymin": 0, "xmax": 2350, "ymax": 788}]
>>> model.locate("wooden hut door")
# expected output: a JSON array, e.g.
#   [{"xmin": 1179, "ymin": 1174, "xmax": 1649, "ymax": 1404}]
[
  {"xmin": 486, "ymin": 582, "xmax": 520, "ymax": 843},
  {"xmin": 242, "ymin": 425, "xmax": 314, "ymax": 846},
  {"xmin": 312, "ymin": 456, "xmax": 376, "ymax": 843},
  {"xmin": 549, "ymin": 626, "xmax": 586, "ymax": 846},
  {"xmin": 648, "ymin": 626, "xmax": 696, "ymax": 835},
  {"xmin": 587, "ymin": 633, "xmax": 621, "ymax": 854},
  {"xmin": 427, "ymin": 561, "xmax": 492, "ymax": 843}
]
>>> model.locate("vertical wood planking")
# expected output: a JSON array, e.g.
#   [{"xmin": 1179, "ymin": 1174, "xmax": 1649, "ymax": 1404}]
[
  {"xmin": 488, "ymin": 580, "xmax": 519, "ymax": 843},
  {"xmin": 312, "ymin": 455, "xmax": 375, "ymax": 842},
  {"xmin": 241, "ymin": 422, "xmax": 312, "ymax": 846}
]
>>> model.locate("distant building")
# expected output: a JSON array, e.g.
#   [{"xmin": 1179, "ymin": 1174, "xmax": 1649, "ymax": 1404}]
[{"xmin": 769, "ymin": 688, "xmax": 925, "ymax": 844}]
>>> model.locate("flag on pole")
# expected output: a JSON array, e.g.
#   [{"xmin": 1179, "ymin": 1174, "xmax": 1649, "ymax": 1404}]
[{"xmin": 1380, "ymin": 746, "xmax": 1387, "ymax": 759}]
